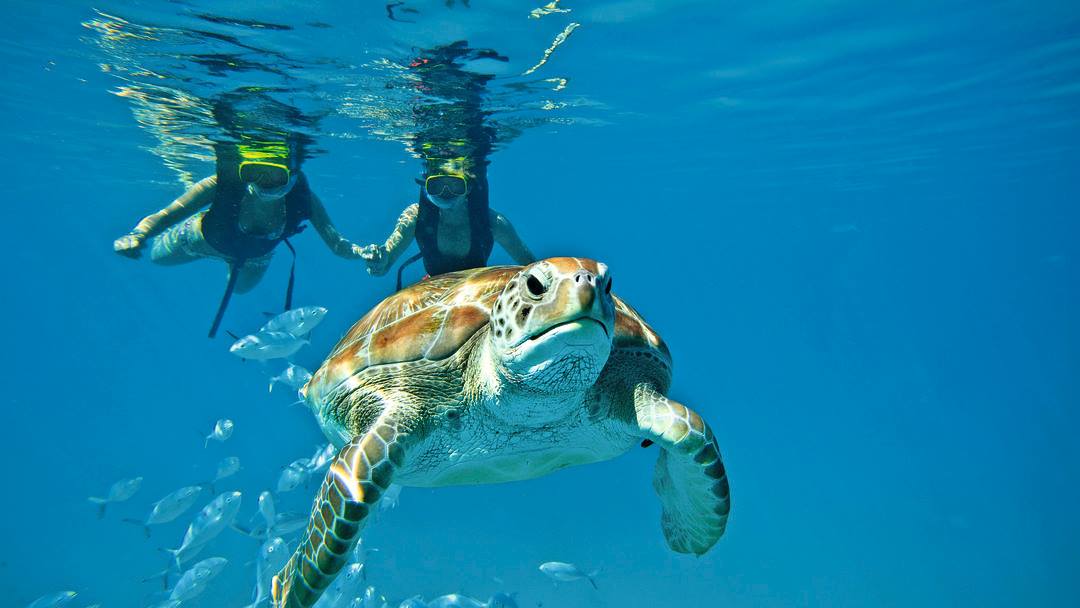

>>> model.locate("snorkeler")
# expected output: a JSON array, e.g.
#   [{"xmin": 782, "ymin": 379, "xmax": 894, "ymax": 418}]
[
  {"xmin": 358, "ymin": 42, "xmax": 535, "ymax": 287},
  {"xmin": 113, "ymin": 137, "xmax": 366, "ymax": 336},
  {"xmin": 359, "ymin": 156, "xmax": 534, "ymax": 286}
]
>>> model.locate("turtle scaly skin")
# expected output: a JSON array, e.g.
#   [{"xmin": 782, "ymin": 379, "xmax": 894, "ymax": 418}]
[{"xmin": 273, "ymin": 258, "xmax": 730, "ymax": 607}]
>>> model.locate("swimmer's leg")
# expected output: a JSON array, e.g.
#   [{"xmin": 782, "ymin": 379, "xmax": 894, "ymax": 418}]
[
  {"xmin": 150, "ymin": 213, "xmax": 215, "ymax": 266},
  {"xmin": 232, "ymin": 256, "xmax": 272, "ymax": 294}
]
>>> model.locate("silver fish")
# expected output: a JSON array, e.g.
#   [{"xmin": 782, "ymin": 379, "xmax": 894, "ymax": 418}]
[
  {"xmin": 88, "ymin": 476, "xmax": 142, "ymax": 517},
  {"xmin": 235, "ymin": 509, "xmax": 308, "ymax": 540},
  {"xmin": 378, "ymin": 484, "xmax": 402, "ymax": 512},
  {"xmin": 204, "ymin": 419, "xmax": 234, "ymax": 447},
  {"xmin": 350, "ymin": 537, "xmax": 374, "ymax": 565},
  {"xmin": 304, "ymin": 443, "xmax": 336, "ymax": 473},
  {"xmin": 169, "ymin": 556, "xmax": 228, "ymax": 601},
  {"xmin": 314, "ymin": 561, "xmax": 366, "ymax": 607},
  {"xmin": 276, "ymin": 461, "xmax": 309, "ymax": 493},
  {"xmin": 427, "ymin": 594, "xmax": 486, "ymax": 608},
  {"xmin": 358, "ymin": 586, "xmax": 387, "ymax": 608},
  {"xmin": 246, "ymin": 536, "xmax": 289, "ymax": 608},
  {"xmin": 260, "ymin": 306, "xmax": 328, "ymax": 336},
  {"xmin": 230, "ymin": 331, "xmax": 309, "ymax": 361},
  {"xmin": 538, "ymin": 561, "xmax": 598, "ymax": 588},
  {"xmin": 124, "ymin": 485, "xmax": 204, "ymax": 537},
  {"xmin": 257, "ymin": 490, "xmax": 276, "ymax": 530},
  {"xmin": 269, "ymin": 363, "xmax": 312, "ymax": 394},
  {"xmin": 209, "ymin": 456, "xmax": 241, "ymax": 491},
  {"xmin": 25, "ymin": 591, "xmax": 77, "ymax": 608},
  {"xmin": 166, "ymin": 491, "xmax": 242, "ymax": 567},
  {"xmin": 269, "ymin": 511, "xmax": 308, "ymax": 536}
]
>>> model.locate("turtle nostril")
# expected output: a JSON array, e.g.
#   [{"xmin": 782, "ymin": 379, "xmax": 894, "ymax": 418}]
[{"xmin": 574, "ymin": 271, "xmax": 596, "ymax": 285}]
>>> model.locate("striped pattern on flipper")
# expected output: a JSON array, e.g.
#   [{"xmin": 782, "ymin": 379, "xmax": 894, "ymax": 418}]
[
  {"xmin": 272, "ymin": 420, "xmax": 405, "ymax": 607},
  {"xmin": 634, "ymin": 385, "xmax": 730, "ymax": 555}
]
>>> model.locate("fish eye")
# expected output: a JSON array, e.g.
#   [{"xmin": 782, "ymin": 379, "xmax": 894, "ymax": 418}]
[{"xmin": 526, "ymin": 274, "xmax": 545, "ymax": 297}]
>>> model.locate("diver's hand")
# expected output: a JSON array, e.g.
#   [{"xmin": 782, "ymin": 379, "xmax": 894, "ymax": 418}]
[
  {"xmin": 113, "ymin": 232, "xmax": 146, "ymax": 259},
  {"xmin": 358, "ymin": 244, "xmax": 389, "ymax": 276}
]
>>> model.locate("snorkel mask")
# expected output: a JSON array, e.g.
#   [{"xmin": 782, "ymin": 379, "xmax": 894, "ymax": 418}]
[
  {"xmin": 238, "ymin": 139, "xmax": 297, "ymax": 201},
  {"xmin": 241, "ymin": 162, "xmax": 297, "ymax": 200},
  {"xmin": 423, "ymin": 157, "xmax": 470, "ymax": 209}
]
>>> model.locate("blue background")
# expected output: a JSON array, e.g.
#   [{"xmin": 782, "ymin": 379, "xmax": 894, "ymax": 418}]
[{"xmin": 1, "ymin": 0, "xmax": 1077, "ymax": 606}]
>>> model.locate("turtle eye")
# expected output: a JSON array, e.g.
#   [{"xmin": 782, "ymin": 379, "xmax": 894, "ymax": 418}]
[{"xmin": 526, "ymin": 274, "xmax": 546, "ymax": 298}]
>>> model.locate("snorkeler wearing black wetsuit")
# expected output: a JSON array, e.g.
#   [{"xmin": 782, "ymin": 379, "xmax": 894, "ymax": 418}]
[{"xmin": 358, "ymin": 43, "xmax": 535, "ymax": 287}]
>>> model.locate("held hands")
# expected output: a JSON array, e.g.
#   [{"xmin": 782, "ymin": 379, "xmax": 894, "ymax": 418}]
[
  {"xmin": 113, "ymin": 232, "xmax": 146, "ymax": 258},
  {"xmin": 357, "ymin": 244, "xmax": 390, "ymax": 276}
]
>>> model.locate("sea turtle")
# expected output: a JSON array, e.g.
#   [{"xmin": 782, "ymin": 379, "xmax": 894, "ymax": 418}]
[{"xmin": 272, "ymin": 257, "xmax": 731, "ymax": 607}]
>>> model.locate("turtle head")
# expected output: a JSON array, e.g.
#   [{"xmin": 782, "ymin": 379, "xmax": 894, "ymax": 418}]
[{"xmin": 488, "ymin": 258, "xmax": 615, "ymax": 402}]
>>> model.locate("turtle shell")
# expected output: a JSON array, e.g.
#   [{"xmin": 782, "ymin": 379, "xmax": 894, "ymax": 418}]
[{"xmin": 306, "ymin": 263, "xmax": 671, "ymax": 400}]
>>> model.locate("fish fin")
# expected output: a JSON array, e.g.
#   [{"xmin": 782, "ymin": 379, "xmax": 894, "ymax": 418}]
[
  {"xmin": 157, "ymin": 547, "xmax": 182, "ymax": 571},
  {"xmin": 121, "ymin": 518, "xmax": 151, "ymax": 538},
  {"xmin": 140, "ymin": 568, "xmax": 170, "ymax": 590},
  {"xmin": 88, "ymin": 497, "xmax": 107, "ymax": 518},
  {"xmin": 587, "ymin": 570, "xmax": 600, "ymax": 589},
  {"xmin": 231, "ymin": 523, "xmax": 257, "ymax": 538}
]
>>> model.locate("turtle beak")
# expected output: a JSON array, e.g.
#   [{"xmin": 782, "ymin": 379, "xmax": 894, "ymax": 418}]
[{"xmin": 559, "ymin": 265, "xmax": 614, "ymax": 335}]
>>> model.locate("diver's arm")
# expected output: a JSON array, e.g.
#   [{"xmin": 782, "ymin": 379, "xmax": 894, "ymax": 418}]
[
  {"xmin": 490, "ymin": 209, "xmax": 536, "ymax": 265},
  {"xmin": 306, "ymin": 191, "xmax": 365, "ymax": 259},
  {"xmin": 113, "ymin": 176, "xmax": 217, "ymax": 258},
  {"xmin": 359, "ymin": 204, "xmax": 418, "ymax": 276}
]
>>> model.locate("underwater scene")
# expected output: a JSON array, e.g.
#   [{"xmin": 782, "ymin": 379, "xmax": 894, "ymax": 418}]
[{"xmin": 2, "ymin": 0, "xmax": 1078, "ymax": 606}]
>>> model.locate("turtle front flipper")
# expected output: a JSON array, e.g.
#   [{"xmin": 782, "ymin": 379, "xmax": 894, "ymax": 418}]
[
  {"xmin": 272, "ymin": 418, "xmax": 407, "ymax": 607},
  {"xmin": 633, "ymin": 385, "xmax": 730, "ymax": 555}
]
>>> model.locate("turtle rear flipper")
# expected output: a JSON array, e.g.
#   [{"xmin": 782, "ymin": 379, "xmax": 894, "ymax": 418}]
[
  {"xmin": 272, "ymin": 417, "xmax": 407, "ymax": 608},
  {"xmin": 633, "ymin": 385, "xmax": 730, "ymax": 555}
]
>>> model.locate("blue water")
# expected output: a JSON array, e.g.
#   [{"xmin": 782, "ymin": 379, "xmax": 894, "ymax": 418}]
[{"xmin": 3, "ymin": 0, "xmax": 1078, "ymax": 606}]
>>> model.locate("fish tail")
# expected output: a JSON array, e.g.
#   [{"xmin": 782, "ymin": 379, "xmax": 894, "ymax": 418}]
[
  {"xmin": 158, "ymin": 547, "xmax": 182, "ymax": 571},
  {"xmin": 121, "ymin": 518, "xmax": 151, "ymax": 538},
  {"xmin": 231, "ymin": 522, "xmax": 255, "ymax": 537},
  {"xmin": 87, "ymin": 498, "xmax": 107, "ymax": 518},
  {"xmin": 587, "ymin": 570, "xmax": 600, "ymax": 589},
  {"xmin": 140, "ymin": 568, "xmax": 170, "ymax": 590}
]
